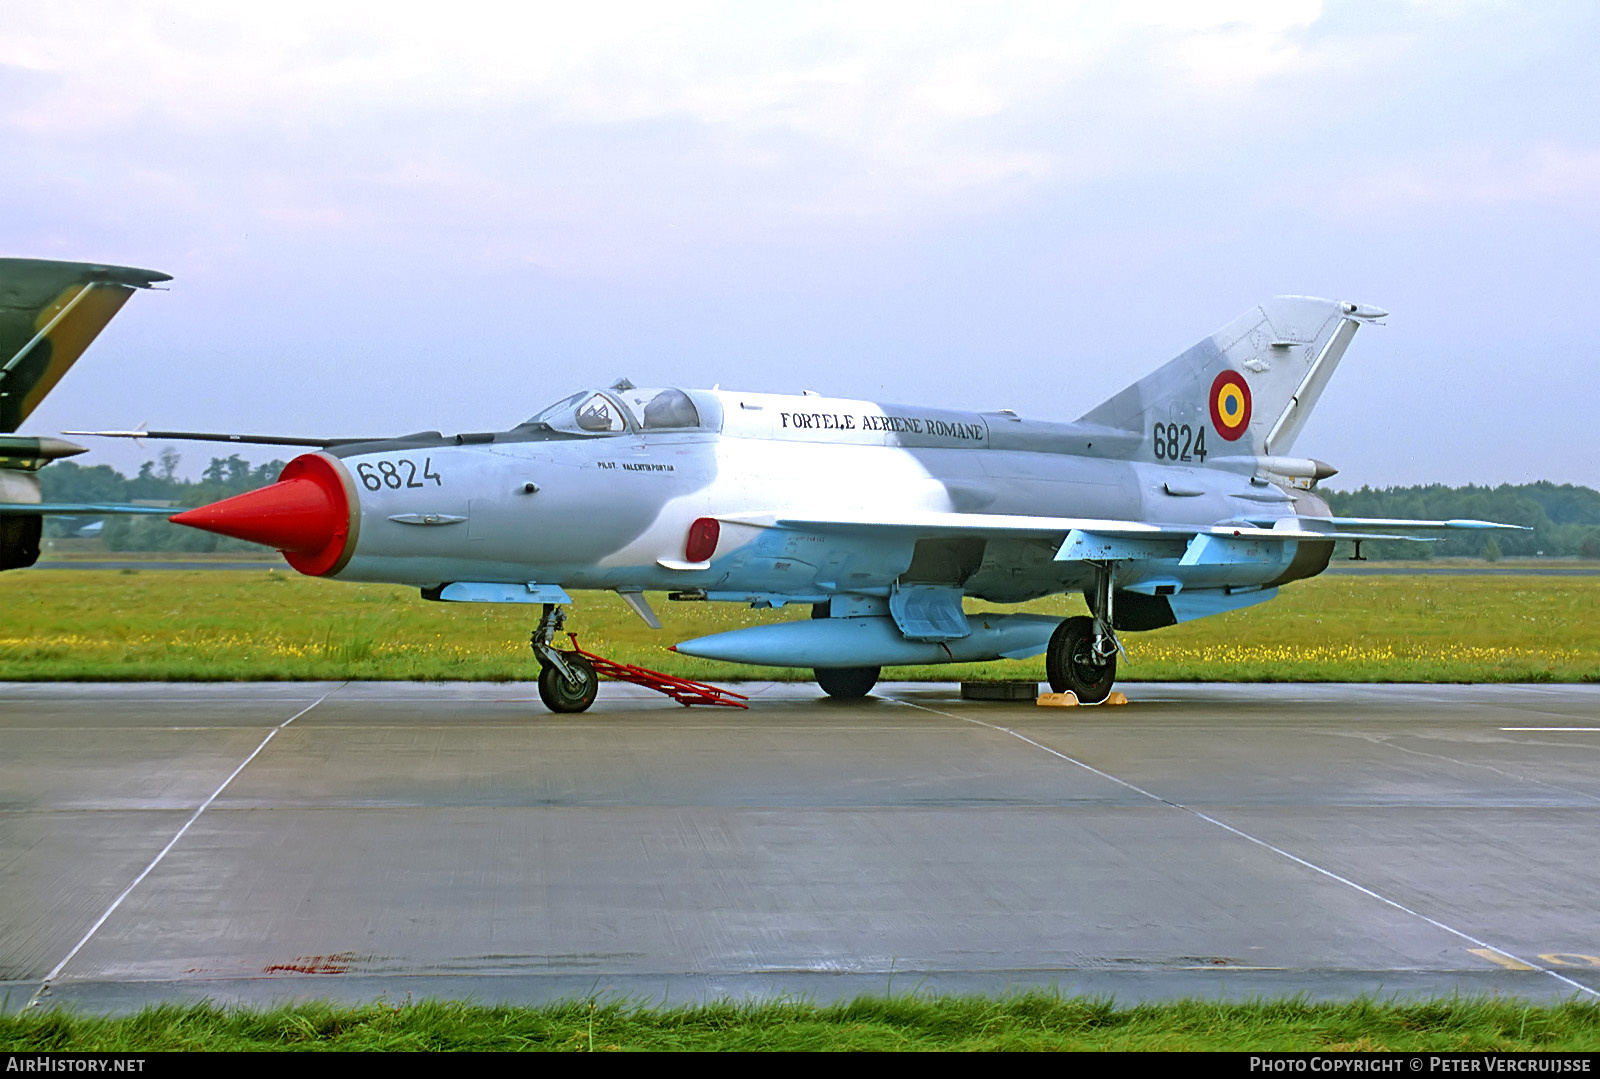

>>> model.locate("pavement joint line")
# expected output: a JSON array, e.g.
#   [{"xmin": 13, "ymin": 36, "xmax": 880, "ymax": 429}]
[
  {"xmin": 22, "ymin": 684, "xmax": 347, "ymax": 1011},
  {"xmin": 1357, "ymin": 733, "xmax": 1600, "ymax": 806},
  {"xmin": 891, "ymin": 696, "xmax": 1600, "ymax": 1000}
]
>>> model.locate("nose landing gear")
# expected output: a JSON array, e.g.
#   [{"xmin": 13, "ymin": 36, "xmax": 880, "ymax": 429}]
[
  {"xmin": 530, "ymin": 603, "xmax": 600, "ymax": 713},
  {"xmin": 528, "ymin": 602, "xmax": 751, "ymax": 712}
]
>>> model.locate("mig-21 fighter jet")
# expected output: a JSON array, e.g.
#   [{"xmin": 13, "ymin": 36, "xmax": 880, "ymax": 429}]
[{"xmin": 122, "ymin": 295, "xmax": 1518, "ymax": 710}]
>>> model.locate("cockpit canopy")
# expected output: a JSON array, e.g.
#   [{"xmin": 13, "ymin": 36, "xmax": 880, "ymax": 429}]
[{"xmin": 523, "ymin": 386, "xmax": 706, "ymax": 435}]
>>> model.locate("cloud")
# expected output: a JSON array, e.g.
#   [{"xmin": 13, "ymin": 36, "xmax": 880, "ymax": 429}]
[
  {"xmin": 1312, "ymin": 144, "xmax": 1600, "ymax": 214},
  {"xmin": 1, "ymin": 3, "xmax": 1330, "ymax": 203}
]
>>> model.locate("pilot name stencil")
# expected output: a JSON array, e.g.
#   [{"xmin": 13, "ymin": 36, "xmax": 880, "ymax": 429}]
[{"xmin": 597, "ymin": 461, "xmax": 676, "ymax": 472}]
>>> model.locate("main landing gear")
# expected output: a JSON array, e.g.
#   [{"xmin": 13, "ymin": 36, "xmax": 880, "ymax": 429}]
[
  {"xmin": 815, "ymin": 666, "xmax": 880, "ymax": 699},
  {"xmin": 1046, "ymin": 562, "xmax": 1122, "ymax": 704},
  {"xmin": 531, "ymin": 603, "xmax": 599, "ymax": 713},
  {"xmin": 810, "ymin": 600, "xmax": 880, "ymax": 699}
]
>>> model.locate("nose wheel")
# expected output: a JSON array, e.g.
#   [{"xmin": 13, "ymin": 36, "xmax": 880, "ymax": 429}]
[
  {"xmin": 530, "ymin": 603, "xmax": 600, "ymax": 713},
  {"xmin": 538, "ymin": 653, "xmax": 599, "ymax": 713}
]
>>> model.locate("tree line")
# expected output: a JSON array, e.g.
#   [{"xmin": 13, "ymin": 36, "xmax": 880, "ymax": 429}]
[
  {"xmin": 1326, "ymin": 482, "xmax": 1600, "ymax": 559},
  {"xmin": 39, "ymin": 454, "xmax": 288, "ymax": 552}
]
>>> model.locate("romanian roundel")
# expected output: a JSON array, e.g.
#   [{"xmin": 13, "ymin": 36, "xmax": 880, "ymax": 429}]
[{"xmin": 1209, "ymin": 370, "xmax": 1252, "ymax": 442}]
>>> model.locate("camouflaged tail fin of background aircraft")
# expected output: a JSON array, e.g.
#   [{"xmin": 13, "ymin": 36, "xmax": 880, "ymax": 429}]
[
  {"xmin": 1075, "ymin": 296, "xmax": 1386, "ymax": 460},
  {"xmin": 0, "ymin": 259, "xmax": 172, "ymax": 572},
  {"xmin": 0, "ymin": 258, "xmax": 171, "ymax": 433}
]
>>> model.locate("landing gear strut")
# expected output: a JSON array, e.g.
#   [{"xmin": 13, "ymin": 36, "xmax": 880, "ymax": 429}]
[
  {"xmin": 1046, "ymin": 562, "xmax": 1122, "ymax": 704},
  {"xmin": 530, "ymin": 603, "xmax": 599, "ymax": 713}
]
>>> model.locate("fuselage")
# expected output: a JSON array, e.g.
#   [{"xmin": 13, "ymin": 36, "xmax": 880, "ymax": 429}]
[
  {"xmin": 167, "ymin": 296, "xmax": 1387, "ymax": 698},
  {"xmin": 165, "ymin": 296, "xmax": 1478, "ymax": 703},
  {"xmin": 296, "ymin": 386, "xmax": 1332, "ymax": 605}
]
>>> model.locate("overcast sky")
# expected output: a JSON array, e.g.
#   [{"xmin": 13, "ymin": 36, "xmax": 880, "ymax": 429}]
[{"xmin": 5, "ymin": 1, "xmax": 1596, "ymax": 487}]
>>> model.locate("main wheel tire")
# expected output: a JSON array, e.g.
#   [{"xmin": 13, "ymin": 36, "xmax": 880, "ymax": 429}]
[
  {"xmin": 1045, "ymin": 616, "xmax": 1116, "ymax": 704},
  {"xmin": 538, "ymin": 653, "xmax": 599, "ymax": 713},
  {"xmin": 0, "ymin": 513, "xmax": 42, "ymax": 571},
  {"xmin": 815, "ymin": 666, "xmax": 880, "ymax": 699}
]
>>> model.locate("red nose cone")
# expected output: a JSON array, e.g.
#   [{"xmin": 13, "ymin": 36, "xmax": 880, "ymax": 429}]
[{"xmin": 170, "ymin": 453, "xmax": 357, "ymax": 576}]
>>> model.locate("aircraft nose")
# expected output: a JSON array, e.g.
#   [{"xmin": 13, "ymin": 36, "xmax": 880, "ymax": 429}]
[{"xmin": 169, "ymin": 453, "xmax": 357, "ymax": 576}]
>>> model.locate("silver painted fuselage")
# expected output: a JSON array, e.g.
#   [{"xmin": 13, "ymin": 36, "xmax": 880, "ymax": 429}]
[
  {"xmin": 170, "ymin": 297, "xmax": 1522, "ymax": 679},
  {"xmin": 321, "ymin": 387, "xmax": 1327, "ymax": 605}
]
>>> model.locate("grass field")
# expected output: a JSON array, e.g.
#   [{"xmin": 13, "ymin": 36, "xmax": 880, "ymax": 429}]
[
  {"xmin": 3, "ymin": 568, "xmax": 1597, "ymax": 683},
  {"xmin": 5, "ymin": 996, "xmax": 1600, "ymax": 1052}
]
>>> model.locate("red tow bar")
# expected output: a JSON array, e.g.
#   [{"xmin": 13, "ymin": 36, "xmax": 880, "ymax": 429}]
[{"xmin": 565, "ymin": 634, "xmax": 749, "ymax": 709}]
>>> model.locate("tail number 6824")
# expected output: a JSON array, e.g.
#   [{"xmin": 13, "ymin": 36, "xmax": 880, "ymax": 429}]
[{"xmin": 1152, "ymin": 423, "xmax": 1207, "ymax": 462}]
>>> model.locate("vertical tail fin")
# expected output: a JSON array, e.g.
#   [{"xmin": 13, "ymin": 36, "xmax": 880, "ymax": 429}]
[
  {"xmin": 1076, "ymin": 296, "xmax": 1385, "ymax": 459},
  {"xmin": 0, "ymin": 259, "xmax": 171, "ymax": 433}
]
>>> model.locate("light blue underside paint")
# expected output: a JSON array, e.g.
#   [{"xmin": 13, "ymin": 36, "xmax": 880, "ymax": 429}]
[{"xmin": 1167, "ymin": 586, "xmax": 1278, "ymax": 623}]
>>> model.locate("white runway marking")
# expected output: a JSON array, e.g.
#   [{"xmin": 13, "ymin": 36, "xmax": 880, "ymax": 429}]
[
  {"xmin": 896, "ymin": 698, "xmax": 1600, "ymax": 999},
  {"xmin": 24, "ymin": 686, "xmax": 344, "ymax": 1010},
  {"xmin": 1502, "ymin": 728, "xmax": 1600, "ymax": 732}
]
